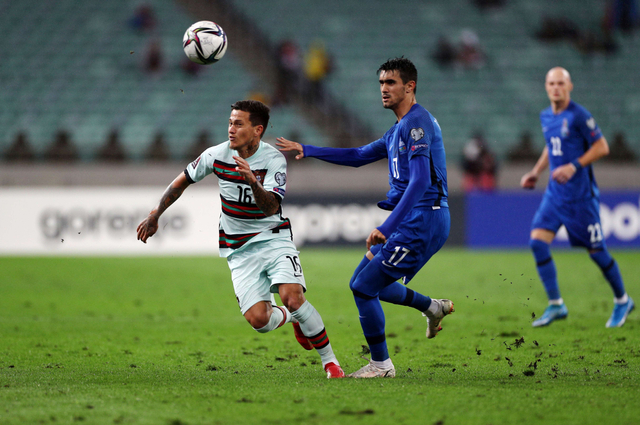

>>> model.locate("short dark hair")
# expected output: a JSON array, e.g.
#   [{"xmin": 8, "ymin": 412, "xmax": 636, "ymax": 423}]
[
  {"xmin": 230, "ymin": 100, "xmax": 270, "ymax": 137},
  {"xmin": 377, "ymin": 57, "xmax": 418, "ymax": 94}
]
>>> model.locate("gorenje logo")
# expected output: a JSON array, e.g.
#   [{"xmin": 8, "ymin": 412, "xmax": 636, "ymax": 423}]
[{"xmin": 40, "ymin": 208, "xmax": 187, "ymax": 240}]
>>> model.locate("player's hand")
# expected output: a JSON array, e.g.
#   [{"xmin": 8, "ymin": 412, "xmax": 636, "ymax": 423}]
[
  {"xmin": 275, "ymin": 137, "xmax": 304, "ymax": 160},
  {"xmin": 551, "ymin": 163, "xmax": 576, "ymax": 185},
  {"xmin": 520, "ymin": 171, "xmax": 538, "ymax": 189},
  {"xmin": 366, "ymin": 228, "xmax": 387, "ymax": 251},
  {"xmin": 137, "ymin": 214, "xmax": 159, "ymax": 243},
  {"xmin": 233, "ymin": 156, "xmax": 256, "ymax": 184}
]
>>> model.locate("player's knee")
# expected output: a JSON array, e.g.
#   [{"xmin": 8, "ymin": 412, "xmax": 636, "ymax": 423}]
[
  {"xmin": 349, "ymin": 276, "xmax": 375, "ymax": 299},
  {"xmin": 529, "ymin": 238, "xmax": 548, "ymax": 251},
  {"xmin": 279, "ymin": 285, "xmax": 305, "ymax": 312},
  {"xmin": 244, "ymin": 311, "xmax": 270, "ymax": 331}
]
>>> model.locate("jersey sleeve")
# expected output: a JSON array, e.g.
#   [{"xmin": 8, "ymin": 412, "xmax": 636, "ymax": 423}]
[
  {"xmin": 184, "ymin": 147, "xmax": 215, "ymax": 183},
  {"xmin": 303, "ymin": 138, "xmax": 387, "ymax": 167},
  {"xmin": 401, "ymin": 115, "xmax": 433, "ymax": 160},
  {"xmin": 575, "ymin": 108, "xmax": 603, "ymax": 145},
  {"xmin": 261, "ymin": 152, "xmax": 288, "ymax": 201}
]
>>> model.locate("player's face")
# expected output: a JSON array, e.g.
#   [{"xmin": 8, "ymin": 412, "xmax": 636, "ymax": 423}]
[
  {"xmin": 228, "ymin": 109, "xmax": 261, "ymax": 151},
  {"xmin": 545, "ymin": 69, "xmax": 573, "ymax": 105},
  {"xmin": 379, "ymin": 70, "xmax": 412, "ymax": 109}
]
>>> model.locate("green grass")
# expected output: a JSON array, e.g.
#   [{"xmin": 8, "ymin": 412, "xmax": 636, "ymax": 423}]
[{"xmin": 1, "ymin": 249, "xmax": 638, "ymax": 425}]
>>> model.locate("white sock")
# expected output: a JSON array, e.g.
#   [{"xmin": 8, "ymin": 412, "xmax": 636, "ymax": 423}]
[
  {"xmin": 254, "ymin": 306, "xmax": 290, "ymax": 333},
  {"xmin": 615, "ymin": 294, "xmax": 629, "ymax": 305},
  {"xmin": 426, "ymin": 299, "xmax": 440, "ymax": 315},
  {"xmin": 549, "ymin": 298, "xmax": 564, "ymax": 306},
  {"xmin": 371, "ymin": 358, "xmax": 394, "ymax": 370},
  {"xmin": 291, "ymin": 301, "xmax": 338, "ymax": 367}
]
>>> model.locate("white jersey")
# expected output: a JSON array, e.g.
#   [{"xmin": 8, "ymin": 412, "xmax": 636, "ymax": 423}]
[{"xmin": 185, "ymin": 141, "xmax": 291, "ymax": 257}]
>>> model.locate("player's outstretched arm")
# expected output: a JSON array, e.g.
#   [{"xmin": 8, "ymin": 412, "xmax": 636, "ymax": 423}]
[
  {"xmin": 275, "ymin": 137, "xmax": 305, "ymax": 160},
  {"xmin": 137, "ymin": 172, "xmax": 191, "ymax": 243},
  {"xmin": 521, "ymin": 147, "xmax": 549, "ymax": 189}
]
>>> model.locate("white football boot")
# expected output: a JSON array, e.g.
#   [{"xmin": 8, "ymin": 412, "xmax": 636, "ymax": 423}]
[
  {"xmin": 348, "ymin": 359, "xmax": 396, "ymax": 378},
  {"xmin": 423, "ymin": 299, "xmax": 455, "ymax": 338}
]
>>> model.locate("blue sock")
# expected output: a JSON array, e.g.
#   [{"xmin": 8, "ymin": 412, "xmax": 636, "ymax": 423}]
[
  {"xmin": 530, "ymin": 239, "xmax": 561, "ymax": 301},
  {"xmin": 590, "ymin": 249, "xmax": 626, "ymax": 298},
  {"xmin": 379, "ymin": 282, "xmax": 432, "ymax": 312},
  {"xmin": 350, "ymin": 259, "xmax": 397, "ymax": 362}
]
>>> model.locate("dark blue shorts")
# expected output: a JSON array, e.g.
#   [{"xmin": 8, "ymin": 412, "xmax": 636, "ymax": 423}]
[
  {"xmin": 531, "ymin": 195, "xmax": 605, "ymax": 249},
  {"xmin": 370, "ymin": 207, "xmax": 450, "ymax": 283}
]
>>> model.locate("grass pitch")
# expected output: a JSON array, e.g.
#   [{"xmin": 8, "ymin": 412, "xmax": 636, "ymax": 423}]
[{"xmin": 1, "ymin": 249, "xmax": 639, "ymax": 425}]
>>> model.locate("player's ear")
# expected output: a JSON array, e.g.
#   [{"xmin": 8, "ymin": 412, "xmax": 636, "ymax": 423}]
[{"xmin": 406, "ymin": 81, "xmax": 416, "ymax": 94}]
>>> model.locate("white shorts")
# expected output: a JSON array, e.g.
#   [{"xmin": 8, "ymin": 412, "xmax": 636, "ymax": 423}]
[{"xmin": 227, "ymin": 238, "xmax": 306, "ymax": 314}]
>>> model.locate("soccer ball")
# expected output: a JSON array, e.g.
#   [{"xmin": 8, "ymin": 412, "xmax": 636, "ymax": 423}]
[{"xmin": 182, "ymin": 21, "xmax": 228, "ymax": 65}]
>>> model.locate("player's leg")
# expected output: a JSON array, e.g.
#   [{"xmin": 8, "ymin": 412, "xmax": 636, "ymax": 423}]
[
  {"xmin": 228, "ymin": 243, "xmax": 292, "ymax": 333},
  {"xmin": 573, "ymin": 198, "xmax": 634, "ymax": 327},
  {"xmin": 243, "ymin": 301, "xmax": 291, "ymax": 332},
  {"xmin": 269, "ymin": 240, "xmax": 344, "ymax": 378},
  {"xmin": 348, "ymin": 259, "xmax": 398, "ymax": 378},
  {"xmin": 529, "ymin": 198, "xmax": 567, "ymax": 327},
  {"xmin": 530, "ymin": 228, "xmax": 568, "ymax": 326},
  {"xmin": 589, "ymin": 247, "xmax": 634, "ymax": 327},
  {"xmin": 356, "ymin": 246, "xmax": 435, "ymax": 313}
]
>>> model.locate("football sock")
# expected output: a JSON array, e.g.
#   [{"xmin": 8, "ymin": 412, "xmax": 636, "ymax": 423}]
[
  {"xmin": 371, "ymin": 358, "xmax": 394, "ymax": 370},
  {"xmin": 615, "ymin": 293, "xmax": 629, "ymax": 305},
  {"xmin": 254, "ymin": 305, "xmax": 290, "ymax": 333},
  {"xmin": 530, "ymin": 239, "xmax": 561, "ymax": 301},
  {"xmin": 379, "ymin": 282, "xmax": 432, "ymax": 312},
  {"xmin": 589, "ymin": 249, "xmax": 626, "ymax": 298},
  {"xmin": 290, "ymin": 301, "xmax": 338, "ymax": 367}
]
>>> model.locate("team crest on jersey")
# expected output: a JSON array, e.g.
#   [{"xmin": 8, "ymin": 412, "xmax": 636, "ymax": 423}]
[
  {"xmin": 275, "ymin": 172, "xmax": 287, "ymax": 186},
  {"xmin": 253, "ymin": 170, "xmax": 267, "ymax": 183},
  {"xmin": 398, "ymin": 140, "xmax": 406, "ymax": 153},
  {"xmin": 190, "ymin": 156, "xmax": 201, "ymax": 169},
  {"xmin": 410, "ymin": 128, "xmax": 425, "ymax": 141},
  {"xmin": 561, "ymin": 118, "xmax": 569, "ymax": 137},
  {"xmin": 586, "ymin": 117, "xmax": 596, "ymax": 130}
]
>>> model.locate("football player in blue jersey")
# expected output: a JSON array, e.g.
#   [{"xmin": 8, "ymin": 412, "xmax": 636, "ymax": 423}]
[
  {"xmin": 521, "ymin": 67, "xmax": 634, "ymax": 328},
  {"xmin": 277, "ymin": 57, "xmax": 454, "ymax": 378}
]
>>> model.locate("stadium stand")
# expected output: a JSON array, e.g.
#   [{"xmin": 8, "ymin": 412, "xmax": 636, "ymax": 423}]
[
  {"xmin": 231, "ymin": 0, "xmax": 640, "ymax": 159},
  {"xmin": 0, "ymin": 0, "xmax": 328, "ymax": 161},
  {"xmin": 1, "ymin": 0, "xmax": 638, "ymax": 162}
]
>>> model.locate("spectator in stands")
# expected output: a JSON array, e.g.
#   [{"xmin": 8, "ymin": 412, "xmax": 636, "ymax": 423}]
[
  {"xmin": 44, "ymin": 130, "xmax": 79, "ymax": 163},
  {"xmin": 4, "ymin": 131, "xmax": 35, "ymax": 162},
  {"xmin": 145, "ymin": 132, "xmax": 171, "ymax": 162},
  {"xmin": 535, "ymin": 16, "xmax": 580, "ymax": 42},
  {"xmin": 96, "ymin": 129, "xmax": 127, "ymax": 163},
  {"xmin": 461, "ymin": 132, "xmax": 497, "ymax": 191},
  {"xmin": 181, "ymin": 57, "xmax": 202, "ymax": 77},
  {"xmin": 473, "ymin": 0, "xmax": 506, "ymax": 10},
  {"xmin": 129, "ymin": 4, "xmax": 156, "ymax": 33},
  {"xmin": 604, "ymin": 132, "xmax": 637, "ymax": 162},
  {"xmin": 274, "ymin": 39, "xmax": 302, "ymax": 106},
  {"xmin": 304, "ymin": 40, "xmax": 334, "ymax": 103},
  {"xmin": 184, "ymin": 130, "xmax": 213, "ymax": 161},
  {"xmin": 431, "ymin": 36, "xmax": 457, "ymax": 68},
  {"xmin": 457, "ymin": 29, "xmax": 487, "ymax": 70},
  {"xmin": 604, "ymin": 0, "xmax": 639, "ymax": 34},
  {"xmin": 144, "ymin": 39, "xmax": 163, "ymax": 74},
  {"xmin": 507, "ymin": 131, "xmax": 539, "ymax": 163}
]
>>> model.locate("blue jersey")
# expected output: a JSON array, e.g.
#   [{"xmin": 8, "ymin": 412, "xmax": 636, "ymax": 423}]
[
  {"xmin": 540, "ymin": 100, "xmax": 602, "ymax": 202},
  {"xmin": 304, "ymin": 103, "xmax": 448, "ymax": 210},
  {"xmin": 377, "ymin": 103, "xmax": 448, "ymax": 210}
]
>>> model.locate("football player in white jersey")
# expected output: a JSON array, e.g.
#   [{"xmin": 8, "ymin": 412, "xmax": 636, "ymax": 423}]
[{"xmin": 137, "ymin": 100, "xmax": 344, "ymax": 378}]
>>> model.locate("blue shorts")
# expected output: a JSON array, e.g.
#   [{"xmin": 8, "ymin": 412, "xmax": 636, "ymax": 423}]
[
  {"xmin": 531, "ymin": 195, "xmax": 605, "ymax": 249},
  {"xmin": 370, "ymin": 207, "xmax": 450, "ymax": 283}
]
